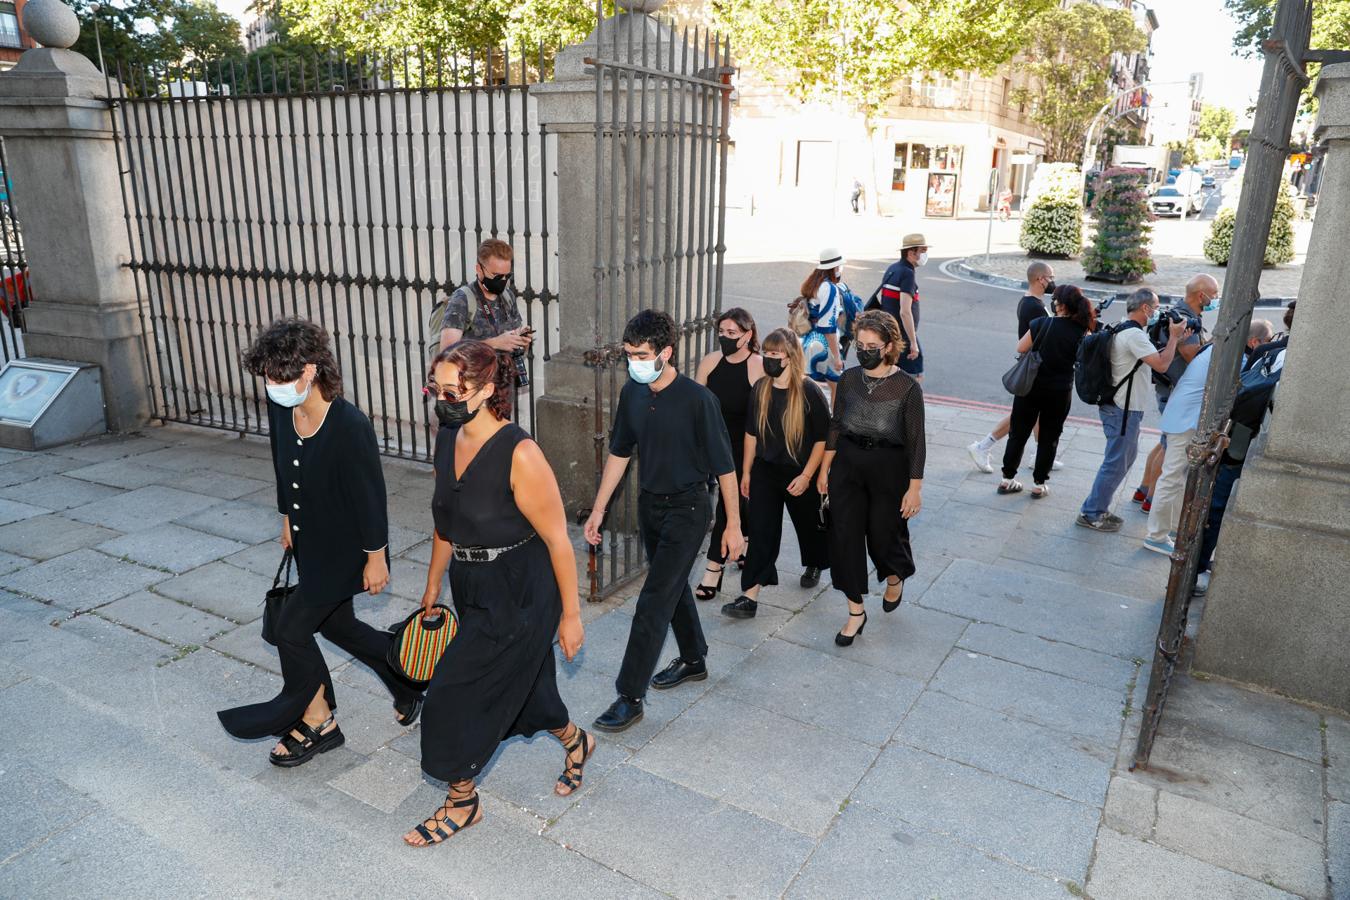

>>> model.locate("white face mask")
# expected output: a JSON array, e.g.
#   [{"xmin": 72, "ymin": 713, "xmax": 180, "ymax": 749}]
[
  {"xmin": 917, "ymin": 252, "xmax": 929, "ymax": 267},
  {"xmin": 627, "ymin": 357, "xmax": 663, "ymax": 385},
  {"xmin": 266, "ymin": 376, "xmax": 310, "ymax": 408}
]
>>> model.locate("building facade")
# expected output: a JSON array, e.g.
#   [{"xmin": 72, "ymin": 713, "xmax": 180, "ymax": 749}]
[
  {"xmin": 0, "ymin": 0, "xmax": 36, "ymax": 70},
  {"xmin": 243, "ymin": 13, "xmax": 278, "ymax": 54},
  {"xmin": 1149, "ymin": 72, "xmax": 1204, "ymax": 147}
]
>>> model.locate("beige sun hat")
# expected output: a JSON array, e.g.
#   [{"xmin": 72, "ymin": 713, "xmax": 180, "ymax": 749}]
[
  {"xmin": 817, "ymin": 248, "xmax": 844, "ymax": 270},
  {"xmin": 900, "ymin": 232, "xmax": 929, "ymax": 251}
]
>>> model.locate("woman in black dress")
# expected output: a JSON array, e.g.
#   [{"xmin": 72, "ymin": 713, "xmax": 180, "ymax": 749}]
[
  {"xmin": 999, "ymin": 285, "xmax": 1096, "ymax": 498},
  {"xmin": 816, "ymin": 311, "xmax": 926, "ymax": 647},
  {"xmin": 218, "ymin": 318, "xmax": 422, "ymax": 766},
  {"xmin": 405, "ymin": 340, "xmax": 587, "ymax": 847},
  {"xmin": 693, "ymin": 308, "xmax": 764, "ymax": 600},
  {"xmin": 722, "ymin": 328, "xmax": 831, "ymax": 619}
]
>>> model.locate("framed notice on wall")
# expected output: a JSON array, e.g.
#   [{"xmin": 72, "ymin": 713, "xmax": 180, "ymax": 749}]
[{"xmin": 925, "ymin": 172, "xmax": 957, "ymax": 218}]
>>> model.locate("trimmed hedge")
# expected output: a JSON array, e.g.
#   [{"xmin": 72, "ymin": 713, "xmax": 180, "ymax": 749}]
[
  {"xmin": 1019, "ymin": 162, "xmax": 1083, "ymax": 258},
  {"xmin": 1202, "ymin": 188, "xmax": 1296, "ymax": 267}
]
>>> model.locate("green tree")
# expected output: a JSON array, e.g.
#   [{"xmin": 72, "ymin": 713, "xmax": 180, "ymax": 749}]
[
  {"xmin": 1224, "ymin": 0, "xmax": 1350, "ymax": 57},
  {"xmin": 1196, "ymin": 103, "xmax": 1237, "ymax": 148},
  {"xmin": 1013, "ymin": 2, "xmax": 1147, "ymax": 164},
  {"xmin": 73, "ymin": 0, "xmax": 243, "ymax": 74}
]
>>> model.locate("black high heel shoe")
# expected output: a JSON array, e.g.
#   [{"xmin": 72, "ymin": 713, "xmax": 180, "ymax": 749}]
[
  {"xmin": 695, "ymin": 565, "xmax": 724, "ymax": 601},
  {"xmin": 882, "ymin": 579, "xmax": 904, "ymax": 613},
  {"xmin": 835, "ymin": 610, "xmax": 867, "ymax": 647}
]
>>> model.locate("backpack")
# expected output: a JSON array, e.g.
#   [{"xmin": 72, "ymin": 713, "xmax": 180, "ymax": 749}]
[
  {"xmin": 427, "ymin": 285, "xmax": 478, "ymax": 339},
  {"xmin": 837, "ymin": 283, "xmax": 864, "ymax": 342},
  {"xmin": 1075, "ymin": 320, "xmax": 1145, "ymax": 433},
  {"xmin": 787, "ymin": 297, "xmax": 814, "ymax": 336},
  {"xmin": 1226, "ymin": 349, "xmax": 1284, "ymax": 464}
]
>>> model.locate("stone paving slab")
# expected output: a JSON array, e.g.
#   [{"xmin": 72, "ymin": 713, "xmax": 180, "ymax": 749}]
[
  {"xmin": 0, "ymin": 453, "xmax": 84, "ymax": 488},
  {"xmin": 0, "ymin": 513, "xmax": 121, "ymax": 561},
  {"xmin": 1163, "ymin": 674, "xmax": 1325, "ymax": 763},
  {"xmin": 1329, "ymin": 800, "xmax": 1349, "ymax": 900},
  {"xmin": 549, "ymin": 764, "xmax": 816, "ymax": 899},
  {"xmin": 96, "ymin": 591, "xmax": 234, "ymax": 647},
  {"xmin": 66, "ymin": 485, "xmax": 225, "ymax": 533},
  {"xmin": 956, "ymin": 621, "xmax": 1139, "ymax": 690},
  {"xmin": 96, "ymin": 522, "xmax": 250, "ymax": 574},
  {"xmin": 62, "ymin": 457, "xmax": 176, "ymax": 490},
  {"xmin": 853, "ymin": 744, "xmax": 1100, "ymax": 882},
  {"xmin": 0, "ymin": 548, "xmax": 170, "ymax": 611},
  {"xmin": 153, "ymin": 561, "xmax": 276, "ymax": 624},
  {"xmin": 175, "ymin": 499, "xmax": 282, "ymax": 545},
  {"xmin": 327, "ymin": 746, "xmax": 425, "ymax": 814},
  {"xmin": 0, "ymin": 473, "xmax": 123, "ymax": 511},
  {"xmin": 0, "ymin": 760, "xmax": 92, "ymax": 863},
  {"xmin": 786, "ymin": 801, "xmax": 1069, "ymax": 900},
  {"xmin": 1087, "ymin": 827, "xmax": 1299, "ymax": 900},
  {"xmin": 0, "ymin": 497, "xmax": 49, "ymax": 527}
]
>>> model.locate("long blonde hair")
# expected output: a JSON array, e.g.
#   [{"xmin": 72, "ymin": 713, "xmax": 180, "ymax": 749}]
[{"xmin": 755, "ymin": 328, "xmax": 809, "ymax": 463}]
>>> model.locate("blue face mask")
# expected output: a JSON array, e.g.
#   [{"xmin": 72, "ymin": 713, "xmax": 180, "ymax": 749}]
[
  {"xmin": 266, "ymin": 377, "xmax": 310, "ymax": 408},
  {"xmin": 1203, "ymin": 298, "xmax": 1221, "ymax": 312},
  {"xmin": 627, "ymin": 357, "xmax": 663, "ymax": 385}
]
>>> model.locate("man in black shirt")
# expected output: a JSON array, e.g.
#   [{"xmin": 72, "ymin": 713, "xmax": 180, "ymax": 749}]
[
  {"xmin": 584, "ymin": 310, "xmax": 744, "ymax": 732},
  {"xmin": 967, "ymin": 261, "xmax": 1057, "ymax": 473}
]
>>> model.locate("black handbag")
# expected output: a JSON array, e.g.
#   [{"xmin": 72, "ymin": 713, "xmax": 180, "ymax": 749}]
[
  {"xmin": 260, "ymin": 550, "xmax": 295, "ymax": 646},
  {"xmin": 1001, "ymin": 319, "xmax": 1051, "ymax": 397},
  {"xmin": 817, "ymin": 493, "xmax": 830, "ymax": 532}
]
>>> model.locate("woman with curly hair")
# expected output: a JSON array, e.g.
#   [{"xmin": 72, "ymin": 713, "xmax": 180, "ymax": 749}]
[
  {"xmin": 218, "ymin": 318, "xmax": 423, "ymax": 766},
  {"xmin": 816, "ymin": 310, "xmax": 926, "ymax": 647},
  {"xmin": 404, "ymin": 340, "xmax": 588, "ymax": 847}
]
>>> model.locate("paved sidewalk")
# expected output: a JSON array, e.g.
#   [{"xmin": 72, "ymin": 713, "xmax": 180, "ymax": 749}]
[{"xmin": 0, "ymin": 404, "xmax": 1343, "ymax": 899}]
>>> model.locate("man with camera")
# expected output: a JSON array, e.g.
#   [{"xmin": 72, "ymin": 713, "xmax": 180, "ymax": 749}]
[
  {"xmin": 1131, "ymin": 274, "xmax": 1215, "ymax": 512},
  {"xmin": 439, "ymin": 238, "xmax": 535, "ymax": 387}
]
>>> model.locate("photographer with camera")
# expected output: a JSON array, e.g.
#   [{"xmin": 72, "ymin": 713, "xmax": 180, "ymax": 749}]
[
  {"xmin": 438, "ymin": 239, "xmax": 535, "ymax": 389},
  {"xmin": 1130, "ymin": 274, "xmax": 1214, "ymax": 513}
]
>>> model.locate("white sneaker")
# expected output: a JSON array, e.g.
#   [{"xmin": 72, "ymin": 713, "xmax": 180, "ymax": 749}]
[
  {"xmin": 1193, "ymin": 571, "xmax": 1210, "ymax": 595},
  {"xmin": 967, "ymin": 441, "xmax": 994, "ymax": 474},
  {"xmin": 1052, "ymin": 457, "xmax": 1065, "ymax": 471}
]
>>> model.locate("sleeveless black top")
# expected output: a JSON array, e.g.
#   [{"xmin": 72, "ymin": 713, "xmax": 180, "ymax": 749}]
[
  {"xmin": 431, "ymin": 423, "xmax": 534, "ymax": 548},
  {"xmin": 706, "ymin": 355, "xmax": 752, "ymax": 457}
]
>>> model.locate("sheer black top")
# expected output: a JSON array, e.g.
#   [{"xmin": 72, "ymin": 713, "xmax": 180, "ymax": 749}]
[
  {"xmin": 745, "ymin": 379, "xmax": 830, "ymax": 468},
  {"xmin": 432, "ymin": 423, "xmax": 534, "ymax": 548},
  {"xmin": 827, "ymin": 366, "xmax": 927, "ymax": 479}
]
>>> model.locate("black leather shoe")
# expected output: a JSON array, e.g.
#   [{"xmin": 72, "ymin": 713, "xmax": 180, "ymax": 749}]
[
  {"xmin": 721, "ymin": 595, "xmax": 758, "ymax": 619},
  {"xmin": 800, "ymin": 567, "xmax": 822, "ymax": 588},
  {"xmin": 592, "ymin": 695, "xmax": 644, "ymax": 733},
  {"xmin": 650, "ymin": 656, "xmax": 708, "ymax": 691}
]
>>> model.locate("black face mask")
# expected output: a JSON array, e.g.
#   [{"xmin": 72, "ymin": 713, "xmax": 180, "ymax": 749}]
[
  {"xmin": 1043, "ymin": 279, "xmax": 1057, "ymax": 295},
  {"xmin": 763, "ymin": 357, "xmax": 786, "ymax": 378},
  {"xmin": 479, "ymin": 271, "xmax": 511, "ymax": 296},
  {"xmin": 435, "ymin": 396, "xmax": 479, "ymax": 429},
  {"xmin": 856, "ymin": 348, "xmax": 884, "ymax": 371},
  {"xmin": 718, "ymin": 335, "xmax": 743, "ymax": 357}
]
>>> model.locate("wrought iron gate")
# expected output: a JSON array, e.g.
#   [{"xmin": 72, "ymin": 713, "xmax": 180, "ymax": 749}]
[
  {"xmin": 109, "ymin": 47, "xmax": 558, "ymax": 459},
  {"xmin": 583, "ymin": 6, "xmax": 733, "ymax": 600},
  {"xmin": 0, "ymin": 136, "xmax": 31, "ymax": 366}
]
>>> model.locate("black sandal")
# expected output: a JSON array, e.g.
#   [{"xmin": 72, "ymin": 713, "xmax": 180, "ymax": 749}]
[
  {"xmin": 269, "ymin": 716, "xmax": 343, "ymax": 768},
  {"xmin": 395, "ymin": 696, "xmax": 423, "ymax": 727},
  {"xmin": 882, "ymin": 578, "xmax": 904, "ymax": 613},
  {"xmin": 555, "ymin": 726, "xmax": 595, "ymax": 796},
  {"xmin": 694, "ymin": 565, "xmax": 724, "ymax": 601},
  {"xmin": 406, "ymin": 790, "xmax": 482, "ymax": 846}
]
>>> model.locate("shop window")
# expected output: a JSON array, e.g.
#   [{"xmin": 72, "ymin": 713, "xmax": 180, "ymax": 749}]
[
  {"xmin": 933, "ymin": 146, "xmax": 962, "ymax": 172},
  {"xmin": 910, "ymin": 144, "xmax": 931, "ymax": 169},
  {"xmin": 0, "ymin": 3, "xmax": 21, "ymax": 48},
  {"xmin": 891, "ymin": 143, "xmax": 907, "ymax": 191}
]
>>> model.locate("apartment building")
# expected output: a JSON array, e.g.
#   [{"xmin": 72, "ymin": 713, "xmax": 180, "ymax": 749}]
[{"xmin": 0, "ymin": 0, "xmax": 36, "ymax": 70}]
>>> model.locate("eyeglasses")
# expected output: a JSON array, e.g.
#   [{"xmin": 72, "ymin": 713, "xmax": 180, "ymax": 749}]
[{"xmin": 424, "ymin": 380, "xmax": 470, "ymax": 401}]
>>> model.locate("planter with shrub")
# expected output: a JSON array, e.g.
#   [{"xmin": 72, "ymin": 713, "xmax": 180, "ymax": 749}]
[
  {"xmin": 1083, "ymin": 167, "xmax": 1155, "ymax": 284},
  {"xmin": 1019, "ymin": 162, "xmax": 1083, "ymax": 259}
]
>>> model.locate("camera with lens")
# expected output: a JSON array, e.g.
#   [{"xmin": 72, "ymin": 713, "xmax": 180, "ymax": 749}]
[{"xmin": 511, "ymin": 348, "xmax": 530, "ymax": 388}]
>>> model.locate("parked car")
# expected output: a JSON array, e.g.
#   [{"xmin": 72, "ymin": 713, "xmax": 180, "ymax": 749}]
[
  {"xmin": 1148, "ymin": 186, "xmax": 1203, "ymax": 217},
  {"xmin": 1201, "ymin": 174, "xmax": 1216, "ymax": 189}
]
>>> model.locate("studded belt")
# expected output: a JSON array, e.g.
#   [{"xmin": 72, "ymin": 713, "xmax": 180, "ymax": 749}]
[{"xmin": 452, "ymin": 532, "xmax": 536, "ymax": 563}]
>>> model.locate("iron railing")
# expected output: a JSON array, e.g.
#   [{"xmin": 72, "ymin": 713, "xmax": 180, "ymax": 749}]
[
  {"xmin": 582, "ymin": 5, "xmax": 733, "ymax": 601},
  {"xmin": 0, "ymin": 136, "xmax": 30, "ymax": 365},
  {"xmin": 108, "ymin": 47, "xmax": 558, "ymax": 459}
]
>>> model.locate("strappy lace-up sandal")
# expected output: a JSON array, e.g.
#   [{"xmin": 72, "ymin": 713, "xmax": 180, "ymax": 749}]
[
  {"xmin": 404, "ymin": 788, "xmax": 482, "ymax": 847},
  {"xmin": 555, "ymin": 726, "xmax": 596, "ymax": 797}
]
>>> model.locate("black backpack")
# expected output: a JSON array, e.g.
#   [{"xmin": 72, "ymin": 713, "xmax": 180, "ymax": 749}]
[
  {"xmin": 1076, "ymin": 321, "xmax": 1145, "ymax": 432},
  {"xmin": 1225, "ymin": 348, "xmax": 1284, "ymax": 464}
]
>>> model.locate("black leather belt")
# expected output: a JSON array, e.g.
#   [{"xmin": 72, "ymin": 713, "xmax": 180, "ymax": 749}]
[
  {"xmin": 453, "ymin": 533, "xmax": 536, "ymax": 562},
  {"xmin": 843, "ymin": 432, "xmax": 903, "ymax": 451}
]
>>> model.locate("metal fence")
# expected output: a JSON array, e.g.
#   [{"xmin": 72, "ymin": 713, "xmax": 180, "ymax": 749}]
[
  {"xmin": 582, "ymin": 7, "xmax": 733, "ymax": 600},
  {"xmin": 109, "ymin": 47, "xmax": 558, "ymax": 460},
  {"xmin": 0, "ymin": 136, "xmax": 30, "ymax": 365}
]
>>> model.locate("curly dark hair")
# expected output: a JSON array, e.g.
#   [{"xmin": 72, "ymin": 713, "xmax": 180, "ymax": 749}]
[
  {"xmin": 429, "ymin": 340, "xmax": 515, "ymax": 420},
  {"xmin": 852, "ymin": 310, "xmax": 905, "ymax": 364},
  {"xmin": 622, "ymin": 308, "xmax": 677, "ymax": 357},
  {"xmin": 242, "ymin": 317, "xmax": 343, "ymax": 401}
]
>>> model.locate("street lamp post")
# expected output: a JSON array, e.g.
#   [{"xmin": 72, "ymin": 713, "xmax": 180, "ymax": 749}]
[{"xmin": 1081, "ymin": 79, "xmax": 1192, "ymax": 178}]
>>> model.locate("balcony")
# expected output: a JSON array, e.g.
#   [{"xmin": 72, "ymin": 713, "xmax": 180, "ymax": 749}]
[{"xmin": 892, "ymin": 83, "xmax": 973, "ymax": 112}]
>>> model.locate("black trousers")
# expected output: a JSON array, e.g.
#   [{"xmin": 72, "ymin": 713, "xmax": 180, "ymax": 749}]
[
  {"xmin": 827, "ymin": 439, "xmax": 915, "ymax": 601},
  {"xmin": 218, "ymin": 593, "xmax": 418, "ymax": 740},
  {"xmin": 616, "ymin": 488, "xmax": 711, "ymax": 699},
  {"xmin": 741, "ymin": 458, "xmax": 830, "ymax": 592},
  {"xmin": 1002, "ymin": 382, "xmax": 1072, "ymax": 483},
  {"xmin": 706, "ymin": 466, "xmax": 748, "ymax": 565}
]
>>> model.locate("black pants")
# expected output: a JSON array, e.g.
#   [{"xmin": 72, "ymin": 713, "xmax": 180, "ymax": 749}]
[
  {"xmin": 1003, "ymin": 382, "xmax": 1072, "ymax": 483},
  {"xmin": 616, "ymin": 488, "xmax": 711, "ymax": 699},
  {"xmin": 827, "ymin": 439, "xmax": 915, "ymax": 601},
  {"xmin": 218, "ymin": 593, "xmax": 419, "ymax": 740},
  {"xmin": 1197, "ymin": 462, "xmax": 1241, "ymax": 572},
  {"xmin": 706, "ymin": 467, "xmax": 748, "ymax": 565},
  {"xmin": 742, "ymin": 458, "xmax": 830, "ymax": 592}
]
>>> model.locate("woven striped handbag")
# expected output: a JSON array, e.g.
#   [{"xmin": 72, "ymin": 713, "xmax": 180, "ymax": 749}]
[{"xmin": 387, "ymin": 604, "xmax": 458, "ymax": 687}]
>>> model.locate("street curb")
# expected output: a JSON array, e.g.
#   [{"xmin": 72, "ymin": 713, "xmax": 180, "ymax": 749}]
[{"xmin": 946, "ymin": 258, "xmax": 1293, "ymax": 309}]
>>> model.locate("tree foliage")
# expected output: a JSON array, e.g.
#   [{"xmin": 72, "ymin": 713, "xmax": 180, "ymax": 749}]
[
  {"xmin": 1224, "ymin": 0, "xmax": 1350, "ymax": 58},
  {"xmin": 710, "ymin": 0, "xmax": 1056, "ymax": 123},
  {"xmin": 72, "ymin": 0, "xmax": 243, "ymax": 73},
  {"xmin": 1013, "ymin": 2, "xmax": 1147, "ymax": 164},
  {"xmin": 1197, "ymin": 104, "xmax": 1238, "ymax": 148}
]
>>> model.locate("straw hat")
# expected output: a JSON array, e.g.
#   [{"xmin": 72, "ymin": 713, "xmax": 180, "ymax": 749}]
[
  {"xmin": 817, "ymin": 248, "xmax": 844, "ymax": 270},
  {"xmin": 900, "ymin": 233, "xmax": 929, "ymax": 251}
]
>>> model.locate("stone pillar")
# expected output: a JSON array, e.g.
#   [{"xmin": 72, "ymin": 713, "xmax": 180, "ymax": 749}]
[
  {"xmin": 532, "ymin": 11, "xmax": 700, "ymax": 513},
  {"xmin": 1194, "ymin": 63, "xmax": 1350, "ymax": 713},
  {"xmin": 0, "ymin": 1, "xmax": 150, "ymax": 431}
]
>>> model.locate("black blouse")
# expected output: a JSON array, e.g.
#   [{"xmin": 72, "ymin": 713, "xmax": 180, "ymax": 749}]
[
  {"xmin": 745, "ymin": 379, "xmax": 830, "ymax": 468},
  {"xmin": 431, "ymin": 423, "xmax": 534, "ymax": 547},
  {"xmin": 267, "ymin": 397, "xmax": 389, "ymax": 605},
  {"xmin": 1027, "ymin": 316, "xmax": 1089, "ymax": 392},
  {"xmin": 827, "ymin": 366, "xmax": 927, "ymax": 479}
]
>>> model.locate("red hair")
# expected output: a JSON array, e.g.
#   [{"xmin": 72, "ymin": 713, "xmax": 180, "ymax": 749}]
[{"xmin": 429, "ymin": 340, "xmax": 515, "ymax": 420}]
